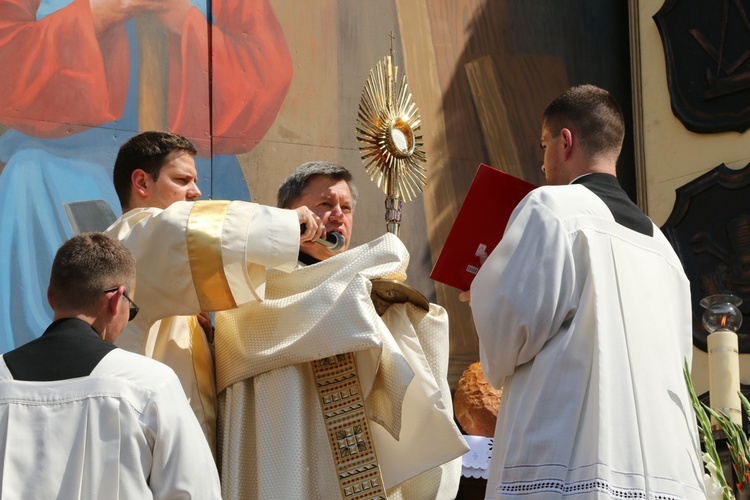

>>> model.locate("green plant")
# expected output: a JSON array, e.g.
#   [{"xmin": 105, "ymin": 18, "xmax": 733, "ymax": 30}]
[{"xmin": 684, "ymin": 359, "xmax": 734, "ymax": 499}]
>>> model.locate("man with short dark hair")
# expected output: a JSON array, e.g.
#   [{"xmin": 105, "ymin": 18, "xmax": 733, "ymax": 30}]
[
  {"xmin": 106, "ymin": 131, "xmax": 323, "ymax": 453},
  {"xmin": 0, "ymin": 232, "xmax": 220, "ymax": 498},
  {"xmin": 112, "ymin": 130, "xmax": 200, "ymax": 210},
  {"xmin": 466, "ymin": 85, "xmax": 704, "ymax": 498}
]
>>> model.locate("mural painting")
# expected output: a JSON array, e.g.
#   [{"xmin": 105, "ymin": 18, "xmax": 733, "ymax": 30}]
[
  {"xmin": 0, "ymin": 0, "xmax": 291, "ymax": 350},
  {"xmin": 0, "ymin": 0, "xmax": 632, "ymax": 384}
]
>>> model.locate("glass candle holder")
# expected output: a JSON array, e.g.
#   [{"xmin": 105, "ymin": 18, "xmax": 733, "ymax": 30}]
[{"xmin": 700, "ymin": 294, "xmax": 743, "ymax": 333}]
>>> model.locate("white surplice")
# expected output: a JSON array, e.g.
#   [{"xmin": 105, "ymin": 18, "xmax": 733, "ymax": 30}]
[
  {"xmin": 215, "ymin": 233, "xmax": 467, "ymax": 500},
  {"xmin": 0, "ymin": 348, "xmax": 220, "ymax": 499},
  {"xmin": 106, "ymin": 200, "xmax": 300, "ymax": 452},
  {"xmin": 471, "ymin": 185, "xmax": 704, "ymax": 499}
]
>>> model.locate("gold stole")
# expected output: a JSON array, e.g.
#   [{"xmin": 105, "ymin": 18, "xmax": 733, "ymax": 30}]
[{"xmin": 312, "ymin": 353, "xmax": 387, "ymax": 499}]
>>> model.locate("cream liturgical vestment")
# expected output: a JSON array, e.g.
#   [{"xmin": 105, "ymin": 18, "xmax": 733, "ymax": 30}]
[
  {"xmin": 215, "ymin": 233, "xmax": 468, "ymax": 500},
  {"xmin": 106, "ymin": 200, "xmax": 300, "ymax": 452},
  {"xmin": 471, "ymin": 182, "xmax": 704, "ymax": 499}
]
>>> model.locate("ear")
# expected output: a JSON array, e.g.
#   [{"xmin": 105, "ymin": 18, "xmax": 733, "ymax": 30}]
[
  {"xmin": 560, "ymin": 128, "xmax": 574, "ymax": 160},
  {"xmin": 46, "ymin": 287, "xmax": 55, "ymax": 310},
  {"xmin": 131, "ymin": 169, "xmax": 150, "ymax": 198},
  {"xmin": 107, "ymin": 287, "xmax": 123, "ymax": 317}
]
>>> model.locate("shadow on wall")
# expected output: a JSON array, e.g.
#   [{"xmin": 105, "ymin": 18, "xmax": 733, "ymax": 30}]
[{"xmin": 423, "ymin": 0, "xmax": 633, "ymax": 376}]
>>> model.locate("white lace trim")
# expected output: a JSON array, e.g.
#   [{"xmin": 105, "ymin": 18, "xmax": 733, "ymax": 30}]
[{"xmin": 496, "ymin": 478, "xmax": 683, "ymax": 499}]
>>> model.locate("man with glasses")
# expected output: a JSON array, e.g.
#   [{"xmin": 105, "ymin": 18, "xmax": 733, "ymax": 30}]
[
  {"xmin": 0, "ymin": 232, "xmax": 220, "ymax": 498},
  {"xmin": 103, "ymin": 286, "xmax": 139, "ymax": 321}
]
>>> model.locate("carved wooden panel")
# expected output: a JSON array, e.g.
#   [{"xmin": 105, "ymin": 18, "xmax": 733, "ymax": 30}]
[
  {"xmin": 662, "ymin": 163, "xmax": 750, "ymax": 352},
  {"xmin": 654, "ymin": 0, "xmax": 750, "ymax": 133}
]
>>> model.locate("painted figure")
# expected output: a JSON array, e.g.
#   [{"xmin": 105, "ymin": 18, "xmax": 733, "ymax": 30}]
[{"xmin": 0, "ymin": 0, "xmax": 292, "ymax": 350}]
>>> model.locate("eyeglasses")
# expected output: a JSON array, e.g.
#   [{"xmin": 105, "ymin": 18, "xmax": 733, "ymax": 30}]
[{"xmin": 103, "ymin": 287, "xmax": 140, "ymax": 321}]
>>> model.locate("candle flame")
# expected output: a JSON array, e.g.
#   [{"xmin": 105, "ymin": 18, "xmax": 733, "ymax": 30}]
[{"xmin": 721, "ymin": 315, "xmax": 727, "ymax": 327}]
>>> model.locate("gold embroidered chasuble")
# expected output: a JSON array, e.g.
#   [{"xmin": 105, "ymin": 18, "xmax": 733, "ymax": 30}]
[{"xmin": 215, "ymin": 234, "xmax": 468, "ymax": 499}]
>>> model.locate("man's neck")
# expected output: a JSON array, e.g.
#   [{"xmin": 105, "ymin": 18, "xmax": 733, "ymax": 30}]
[
  {"xmin": 52, "ymin": 312, "xmax": 105, "ymax": 340},
  {"xmin": 298, "ymin": 251, "xmax": 321, "ymax": 266},
  {"xmin": 564, "ymin": 160, "xmax": 617, "ymax": 185}
]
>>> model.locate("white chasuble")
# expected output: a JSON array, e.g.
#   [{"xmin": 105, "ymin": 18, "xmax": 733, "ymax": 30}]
[
  {"xmin": 215, "ymin": 233, "xmax": 468, "ymax": 500},
  {"xmin": 106, "ymin": 200, "xmax": 300, "ymax": 452},
  {"xmin": 471, "ymin": 186, "xmax": 704, "ymax": 499}
]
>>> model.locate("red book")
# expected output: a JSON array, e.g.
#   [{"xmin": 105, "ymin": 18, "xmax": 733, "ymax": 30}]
[{"xmin": 430, "ymin": 164, "xmax": 536, "ymax": 291}]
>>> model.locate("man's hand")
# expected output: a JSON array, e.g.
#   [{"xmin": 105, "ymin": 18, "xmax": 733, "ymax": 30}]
[
  {"xmin": 296, "ymin": 206, "xmax": 325, "ymax": 243},
  {"xmin": 196, "ymin": 312, "xmax": 214, "ymax": 344}
]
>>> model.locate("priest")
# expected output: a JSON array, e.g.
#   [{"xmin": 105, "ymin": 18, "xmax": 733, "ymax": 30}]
[{"xmin": 215, "ymin": 161, "xmax": 467, "ymax": 499}]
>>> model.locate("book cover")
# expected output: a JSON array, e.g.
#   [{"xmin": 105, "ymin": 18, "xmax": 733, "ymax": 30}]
[{"xmin": 430, "ymin": 164, "xmax": 536, "ymax": 291}]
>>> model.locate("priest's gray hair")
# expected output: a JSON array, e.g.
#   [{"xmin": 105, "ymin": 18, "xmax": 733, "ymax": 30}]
[{"xmin": 277, "ymin": 161, "xmax": 358, "ymax": 209}]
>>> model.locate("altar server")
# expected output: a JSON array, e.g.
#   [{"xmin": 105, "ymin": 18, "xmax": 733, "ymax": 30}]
[
  {"xmin": 467, "ymin": 85, "xmax": 704, "ymax": 499},
  {"xmin": 0, "ymin": 232, "xmax": 221, "ymax": 499}
]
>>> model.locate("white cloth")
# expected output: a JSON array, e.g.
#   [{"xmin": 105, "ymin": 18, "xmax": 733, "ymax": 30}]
[
  {"xmin": 461, "ymin": 436, "xmax": 494, "ymax": 479},
  {"xmin": 0, "ymin": 348, "xmax": 220, "ymax": 499},
  {"xmin": 471, "ymin": 185, "xmax": 704, "ymax": 499},
  {"xmin": 216, "ymin": 233, "xmax": 467, "ymax": 499},
  {"xmin": 106, "ymin": 200, "xmax": 300, "ymax": 450}
]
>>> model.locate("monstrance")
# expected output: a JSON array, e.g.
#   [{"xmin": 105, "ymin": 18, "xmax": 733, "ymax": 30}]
[
  {"xmin": 356, "ymin": 44, "xmax": 429, "ymax": 314},
  {"xmin": 310, "ymin": 42, "xmax": 431, "ymax": 500}
]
